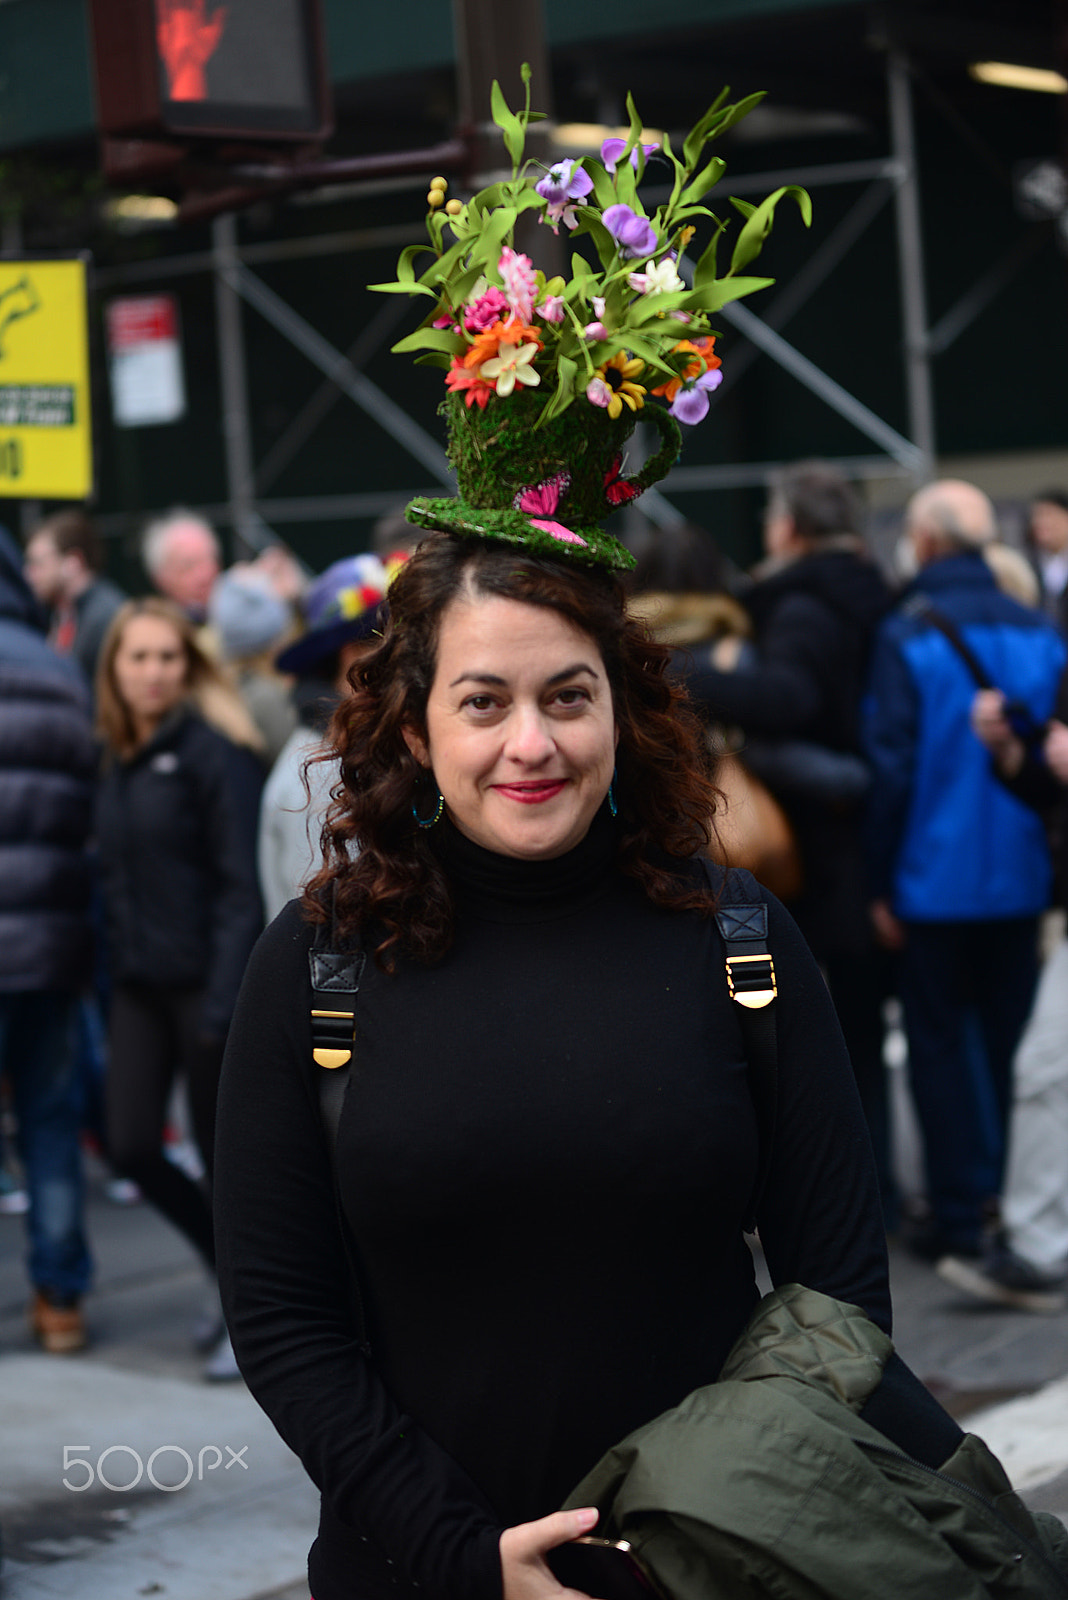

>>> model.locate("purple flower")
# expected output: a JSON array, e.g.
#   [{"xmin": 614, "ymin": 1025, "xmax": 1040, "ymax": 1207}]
[
  {"xmin": 603, "ymin": 204, "xmax": 658, "ymax": 259},
  {"xmin": 601, "ymin": 138, "xmax": 660, "ymax": 175},
  {"xmin": 535, "ymin": 160, "xmax": 593, "ymax": 206},
  {"xmin": 669, "ymin": 367, "xmax": 723, "ymax": 425}
]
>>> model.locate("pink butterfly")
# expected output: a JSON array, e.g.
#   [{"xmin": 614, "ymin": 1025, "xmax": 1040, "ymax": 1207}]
[{"xmin": 513, "ymin": 470, "xmax": 588, "ymax": 547}]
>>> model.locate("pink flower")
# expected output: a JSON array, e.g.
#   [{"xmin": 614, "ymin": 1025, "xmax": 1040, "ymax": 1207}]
[
  {"xmin": 463, "ymin": 287, "xmax": 509, "ymax": 333},
  {"xmin": 432, "ymin": 312, "xmax": 455, "ymax": 329},
  {"xmin": 583, "ymin": 322, "xmax": 609, "ymax": 342},
  {"xmin": 498, "ymin": 247, "xmax": 537, "ymax": 324},
  {"xmin": 586, "ymin": 377, "xmax": 612, "ymax": 408},
  {"xmin": 541, "ymin": 201, "xmax": 579, "ymax": 234},
  {"xmin": 537, "ymin": 295, "xmax": 566, "ymax": 323}
]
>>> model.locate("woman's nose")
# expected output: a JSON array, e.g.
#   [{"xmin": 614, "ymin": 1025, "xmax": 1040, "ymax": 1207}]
[{"xmin": 505, "ymin": 704, "xmax": 554, "ymax": 763}]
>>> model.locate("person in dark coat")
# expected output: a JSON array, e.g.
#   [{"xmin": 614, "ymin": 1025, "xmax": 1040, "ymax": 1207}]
[
  {"xmin": 676, "ymin": 462, "xmax": 895, "ymax": 1211},
  {"xmin": 0, "ymin": 523, "xmax": 95, "ymax": 1352},
  {"xmin": 95, "ymin": 596, "xmax": 263, "ymax": 1379},
  {"xmin": 22, "ymin": 509, "xmax": 126, "ymax": 685}
]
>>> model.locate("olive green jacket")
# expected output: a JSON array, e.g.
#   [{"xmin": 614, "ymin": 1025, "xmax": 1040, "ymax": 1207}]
[{"xmin": 565, "ymin": 1284, "xmax": 1068, "ymax": 1599}]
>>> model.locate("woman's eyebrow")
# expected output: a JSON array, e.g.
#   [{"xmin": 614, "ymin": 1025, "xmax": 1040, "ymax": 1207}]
[{"xmin": 449, "ymin": 662, "xmax": 598, "ymax": 689}]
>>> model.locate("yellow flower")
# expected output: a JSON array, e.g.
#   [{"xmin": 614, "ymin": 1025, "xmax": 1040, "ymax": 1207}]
[
  {"xmin": 592, "ymin": 353, "xmax": 646, "ymax": 419},
  {"xmin": 479, "ymin": 341, "xmax": 542, "ymax": 397}
]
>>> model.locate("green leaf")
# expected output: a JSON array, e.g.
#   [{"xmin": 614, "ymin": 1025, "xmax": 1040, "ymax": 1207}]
[
  {"xmin": 367, "ymin": 279, "xmax": 437, "ymax": 298},
  {"xmin": 613, "ymin": 155, "xmax": 638, "ymax": 210},
  {"xmin": 700, "ymin": 275, "xmax": 774, "ymax": 312},
  {"xmin": 680, "ymin": 156, "xmax": 726, "ymax": 206},
  {"xmin": 536, "ymin": 353, "xmax": 578, "ymax": 425},
  {"xmin": 569, "ymin": 210, "xmax": 618, "ymax": 273},
  {"xmin": 693, "ymin": 218, "xmax": 729, "ymax": 288},
  {"xmin": 728, "ymin": 185, "xmax": 809, "ymax": 276},
  {"xmin": 490, "ymin": 79, "xmax": 525, "ymax": 171},
  {"xmin": 587, "ymin": 160, "xmax": 617, "ymax": 211},
  {"xmin": 413, "ymin": 351, "xmax": 452, "ymax": 369},
  {"xmin": 391, "ymin": 327, "xmax": 466, "ymax": 356},
  {"xmin": 682, "ymin": 88, "xmax": 730, "ymax": 168},
  {"xmin": 626, "ymin": 288, "xmax": 695, "ymax": 326}
]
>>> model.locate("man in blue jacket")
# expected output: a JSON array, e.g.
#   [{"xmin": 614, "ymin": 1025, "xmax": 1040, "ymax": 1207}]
[
  {"xmin": 0, "ymin": 524, "xmax": 95, "ymax": 1349},
  {"xmin": 864, "ymin": 480, "xmax": 1067, "ymax": 1261}
]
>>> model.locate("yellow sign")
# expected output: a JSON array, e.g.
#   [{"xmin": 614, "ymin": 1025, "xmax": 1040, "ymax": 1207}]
[{"xmin": 0, "ymin": 258, "xmax": 92, "ymax": 499}]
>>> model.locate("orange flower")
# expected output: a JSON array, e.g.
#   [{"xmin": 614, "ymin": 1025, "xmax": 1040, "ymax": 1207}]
[
  {"xmin": 463, "ymin": 316, "xmax": 542, "ymax": 370},
  {"xmin": 650, "ymin": 336, "xmax": 721, "ymax": 401},
  {"xmin": 445, "ymin": 358, "xmax": 495, "ymax": 409}
]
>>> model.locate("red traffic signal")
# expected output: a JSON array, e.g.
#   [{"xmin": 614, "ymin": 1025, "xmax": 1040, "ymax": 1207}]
[{"xmin": 89, "ymin": 0, "xmax": 332, "ymax": 144}]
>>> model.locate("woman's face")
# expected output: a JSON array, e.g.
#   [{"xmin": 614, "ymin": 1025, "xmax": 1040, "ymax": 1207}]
[
  {"xmin": 112, "ymin": 614, "xmax": 188, "ymax": 730},
  {"xmin": 404, "ymin": 592, "xmax": 618, "ymax": 860}
]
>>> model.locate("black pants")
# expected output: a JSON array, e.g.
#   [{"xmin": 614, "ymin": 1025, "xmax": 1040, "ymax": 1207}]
[{"xmin": 106, "ymin": 983, "xmax": 223, "ymax": 1268}]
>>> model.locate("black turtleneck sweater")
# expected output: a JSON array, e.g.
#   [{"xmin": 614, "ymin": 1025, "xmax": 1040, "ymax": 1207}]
[{"xmin": 214, "ymin": 815, "xmax": 889, "ymax": 1600}]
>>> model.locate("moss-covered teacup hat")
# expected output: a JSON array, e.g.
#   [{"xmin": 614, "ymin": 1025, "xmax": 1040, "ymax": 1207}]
[{"xmin": 372, "ymin": 70, "xmax": 810, "ymax": 571}]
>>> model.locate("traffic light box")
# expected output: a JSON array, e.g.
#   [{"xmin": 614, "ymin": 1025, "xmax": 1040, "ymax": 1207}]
[{"xmin": 88, "ymin": 0, "xmax": 332, "ymax": 145}]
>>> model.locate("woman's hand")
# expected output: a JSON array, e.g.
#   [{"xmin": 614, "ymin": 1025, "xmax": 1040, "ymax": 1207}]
[{"xmin": 500, "ymin": 1506, "xmax": 600, "ymax": 1600}]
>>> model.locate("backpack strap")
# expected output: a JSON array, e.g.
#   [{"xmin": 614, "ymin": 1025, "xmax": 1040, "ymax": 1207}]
[
  {"xmin": 309, "ymin": 891, "xmax": 370, "ymax": 1351},
  {"xmin": 702, "ymin": 859, "xmax": 779, "ymax": 1233}
]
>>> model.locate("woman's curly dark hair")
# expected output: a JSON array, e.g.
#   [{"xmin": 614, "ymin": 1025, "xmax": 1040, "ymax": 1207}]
[{"xmin": 304, "ymin": 534, "xmax": 721, "ymax": 965}]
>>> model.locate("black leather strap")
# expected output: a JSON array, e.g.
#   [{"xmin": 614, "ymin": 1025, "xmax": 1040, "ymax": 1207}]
[
  {"xmin": 704, "ymin": 860, "xmax": 779, "ymax": 1233},
  {"xmin": 309, "ymin": 899, "xmax": 370, "ymax": 1352}
]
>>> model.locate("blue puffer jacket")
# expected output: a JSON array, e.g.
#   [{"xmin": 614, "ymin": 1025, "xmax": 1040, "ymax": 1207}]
[
  {"xmin": 0, "ymin": 526, "xmax": 95, "ymax": 992},
  {"xmin": 863, "ymin": 552, "xmax": 1067, "ymax": 921}
]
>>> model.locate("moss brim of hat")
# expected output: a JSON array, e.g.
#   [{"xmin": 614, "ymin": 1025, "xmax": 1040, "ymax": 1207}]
[{"xmin": 404, "ymin": 497, "xmax": 636, "ymax": 570}]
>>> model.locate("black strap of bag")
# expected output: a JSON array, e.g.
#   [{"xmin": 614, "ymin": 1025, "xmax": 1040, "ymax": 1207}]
[
  {"xmin": 703, "ymin": 859, "xmax": 779, "ymax": 1233},
  {"xmin": 308, "ymin": 894, "xmax": 370, "ymax": 1352},
  {"xmin": 905, "ymin": 594, "xmax": 1049, "ymax": 747}
]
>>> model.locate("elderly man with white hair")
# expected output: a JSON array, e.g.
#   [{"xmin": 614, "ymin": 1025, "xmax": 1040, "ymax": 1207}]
[
  {"xmin": 863, "ymin": 479, "xmax": 1067, "ymax": 1264},
  {"xmin": 141, "ymin": 508, "xmax": 221, "ymax": 622}
]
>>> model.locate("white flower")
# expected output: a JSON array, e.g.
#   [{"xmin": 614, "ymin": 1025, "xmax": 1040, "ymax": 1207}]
[{"xmin": 627, "ymin": 258, "xmax": 685, "ymax": 295}]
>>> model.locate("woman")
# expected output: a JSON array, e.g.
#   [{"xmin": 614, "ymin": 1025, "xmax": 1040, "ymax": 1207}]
[
  {"xmin": 214, "ymin": 535, "xmax": 960, "ymax": 1600},
  {"xmin": 95, "ymin": 597, "xmax": 264, "ymax": 1377}
]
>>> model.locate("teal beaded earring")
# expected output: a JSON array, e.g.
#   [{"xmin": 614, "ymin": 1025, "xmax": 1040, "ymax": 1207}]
[
  {"xmin": 412, "ymin": 785, "xmax": 444, "ymax": 829},
  {"xmin": 607, "ymin": 768, "xmax": 618, "ymax": 819}
]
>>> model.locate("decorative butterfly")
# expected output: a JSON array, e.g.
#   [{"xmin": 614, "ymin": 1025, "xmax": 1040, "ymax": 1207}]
[
  {"xmin": 513, "ymin": 470, "xmax": 588, "ymax": 547},
  {"xmin": 603, "ymin": 453, "xmax": 641, "ymax": 509}
]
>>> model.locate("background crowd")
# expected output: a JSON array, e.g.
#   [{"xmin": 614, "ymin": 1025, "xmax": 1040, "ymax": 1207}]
[{"xmin": 1, "ymin": 465, "xmax": 1067, "ymax": 1383}]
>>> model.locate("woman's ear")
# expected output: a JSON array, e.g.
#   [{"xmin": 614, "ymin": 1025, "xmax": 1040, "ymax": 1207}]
[{"xmin": 402, "ymin": 724, "xmax": 430, "ymax": 768}]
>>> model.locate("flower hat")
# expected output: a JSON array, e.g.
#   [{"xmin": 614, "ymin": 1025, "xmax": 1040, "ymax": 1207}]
[{"xmin": 372, "ymin": 69, "xmax": 810, "ymax": 570}]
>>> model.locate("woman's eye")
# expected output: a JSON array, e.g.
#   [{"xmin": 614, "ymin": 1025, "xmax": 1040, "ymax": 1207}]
[
  {"xmin": 463, "ymin": 694, "xmax": 497, "ymax": 712},
  {"xmin": 553, "ymin": 687, "xmax": 590, "ymax": 707}
]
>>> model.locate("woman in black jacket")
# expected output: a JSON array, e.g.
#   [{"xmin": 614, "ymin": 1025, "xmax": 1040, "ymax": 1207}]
[{"xmin": 95, "ymin": 597, "xmax": 263, "ymax": 1377}]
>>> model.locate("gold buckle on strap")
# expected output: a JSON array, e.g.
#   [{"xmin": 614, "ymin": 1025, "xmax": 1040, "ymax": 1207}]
[
  {"xmin": 725, "ymin": 953, "xmax": 777, "ymax": 1010},
  {"xmin": 311, "ymin": 1009, "xmax": 354, "ymax": 1069}
]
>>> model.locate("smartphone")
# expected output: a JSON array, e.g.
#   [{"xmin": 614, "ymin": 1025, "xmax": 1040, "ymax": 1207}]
[{"xmin": 546, "ymin": 1535, "xmax": 666, "ymax": 1600}]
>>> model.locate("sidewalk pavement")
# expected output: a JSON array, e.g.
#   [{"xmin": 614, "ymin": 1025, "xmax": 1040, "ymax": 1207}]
[{"xmin": 0, "ymin": 1160, "xmax": 1066, "ymax": 1600}]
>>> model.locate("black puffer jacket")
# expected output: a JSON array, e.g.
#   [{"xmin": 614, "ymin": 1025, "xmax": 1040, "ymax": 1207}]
[
  {"xmin": 0, "ymin": 527, "xmax": 95, "ymax": 993},
  {"xmin": 680, "ymin": 544, "xmax": 893, "ymax": 955},
  {"xmin": 96, "ymin": 709, "xmax": 264, "ymax": 1039}
]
